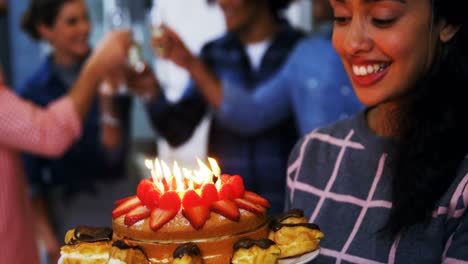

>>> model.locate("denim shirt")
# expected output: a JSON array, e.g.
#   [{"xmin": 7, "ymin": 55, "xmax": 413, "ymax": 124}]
[
  {"xmin": 217, "ymin": 34, "xmax": 364, "ymax": 136},
  {"xmin": 16, "ymin": 55, "xmax": 132, "ymax": 199},
  {"xmin": 145, "ymin": 20, "xmax": 304, "ymax": 214}
]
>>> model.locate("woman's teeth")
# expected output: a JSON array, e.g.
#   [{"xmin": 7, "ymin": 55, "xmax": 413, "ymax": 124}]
[{"xmin": 352, "ymin": 63, "xmax": 389, "ymax": 76}]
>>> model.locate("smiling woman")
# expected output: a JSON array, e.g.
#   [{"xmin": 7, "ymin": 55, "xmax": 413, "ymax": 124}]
[
  {"xmin": 285, "ymin": 0, "xmax": 468, "ymax": 262},
  {"xmin": 22, "ymin": 0, "xmax": 91, "ymax": 65}
]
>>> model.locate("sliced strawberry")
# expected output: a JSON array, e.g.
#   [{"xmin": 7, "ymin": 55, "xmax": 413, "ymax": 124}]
[
  {"xmin": 211, "ymin": 199, "xmax": 240, "ymax": 221},
  {"xmin": 149, "ymin": 191, "xmax": 181, "ymax": 231},
  {"xmin": 114, "ymin": 195, "xmax": 134, "ymax": 206},
  {"xmin": 183, "ymin": 205, "xmax": 210, "ymax": 230},
  {"xmin": 124, "ymin": 205, "xmax": 151, "ymax": 226},
  {"xmin": 159, "ymin": 191, "xmax": 181, "ymax": 211},
  {"xmin": 234, "ymin": 198, "xmax": 265, "ymax": 215},
  {"xmin": 182, "ymin": 189, "xmax": 202, "ymax": 208},
  {"xmin": 227, "ymin": 175, "xmax": 245, "ymax": 198},
  {"xmin": 219, "ymin": 183, "xmax": 234, "ymax": 200},
  {"xmin": 201, "ymin": 183, "xmax": 219, "ymax": 206},
  {"xmin": 219, "ymin": 174, "xmax": 231, "ymax": 184},
  {"xmin": 137, "ymin": 179, "xmax": 161, "ymax": 209},
  {"xmin": 243, "ymin": 191, "xmax": 271, "ymax": 208},
  {"xmin": 149, "ymin": 207, "xmax": 178, "ymax": 231},
  {"xmin": 144, "ymin": 188, "xmax": 161, "ymax": 209},
  {"xmin": 112, "ymin": 196, "xmax": 142, "ymax": 219},
  {"xmin": 137, "ymin": 179, "xmax": 152, "ymax": 200}
]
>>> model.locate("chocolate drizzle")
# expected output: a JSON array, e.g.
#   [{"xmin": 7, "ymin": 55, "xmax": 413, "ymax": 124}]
[
  {"xmin": 270, "ymin": 222, "xmax": 320, "ymax": 232},
  {"xmin": 112, "ymin": 240, "xmax": 143, "ymax": 251},
  {"xmin": 269, "ymin": 209, "xmax": 320, "ymax": 232},
  {"xmin": 68, "ymin": 226, "xmax": 113, "ymax": 245},
  {"xmin": 233, "ymin": 237, "xmax": 276, "ymax": 251},
  {"xmin": 274, "ymin": 208, "xmax": 305, "ymax": 222},
  {"xmin": 173, "ymin": 242, "xmax": 201, "ymax": 259}
]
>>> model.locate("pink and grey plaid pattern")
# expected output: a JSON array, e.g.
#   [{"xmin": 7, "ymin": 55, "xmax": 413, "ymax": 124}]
[
  {"xmin": 0, "ymin": 85, "xmax": 81, "ymax": 264},
  {"xmin": 285, "ymin": 112, "xmax": 468, "ymax": 264}
]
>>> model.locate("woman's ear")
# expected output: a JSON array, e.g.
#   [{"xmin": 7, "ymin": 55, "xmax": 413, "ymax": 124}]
[
  {"xmin": 439, "ymin": 20, "xmax": 460, "ymax": 43},
  {"xmin": 37, "ymin": 23, "xmax": 53, "ymax": 41}
]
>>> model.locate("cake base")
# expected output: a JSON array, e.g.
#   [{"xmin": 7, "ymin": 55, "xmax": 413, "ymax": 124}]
[
  {"xmin": 114, "ymin": 222, "xmax": 268, "ymax": 264},
  {"xmin": 113, "ymin": 210, "xmax": 269, "ymax": 264}
]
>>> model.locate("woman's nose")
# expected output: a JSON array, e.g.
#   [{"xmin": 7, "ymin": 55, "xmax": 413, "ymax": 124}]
[{"xmin": 343, "ymin": 18, "xmax": 373, "ymax": 55}]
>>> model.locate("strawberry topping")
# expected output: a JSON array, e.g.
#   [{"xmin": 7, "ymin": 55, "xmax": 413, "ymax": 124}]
[
  {"xmin": 243, "ymin": 191, "xmax": 271, "ymax": 208},
  {"xmin": 201, "ymin": 183, "xmax": 219, "ymax": 206},
  {"xmin": 124, "ymin": 205, "xmax": 151, "ymax": 226},
  {"xmin": 149, "ymin": 191, "xmax": 181, "ymax": 231},
  {"xmin": 183, "ymin": 205, "xmax": 210, "ymax": 230},
  {"xmin": 227, "ymin": 175, "xmax": 245, "ymax": 198},
  {"xmin": 137, "ymin": 179, "xmax": 161, "ymax": 209},
  {"xmin": 211, "ymin": 199, "xmax": 240, "ymax": 221},
  {"xmin": 234, "ymin": 198, "xmax": 266, "ymax": 215},
  {"xmin": 219, "ymin": 174, "xmax": 231, "ymax": 184},
  {"xmin": 112, "ymin": 196, "xmax": 142, "ymax": 219},
  {"xmin": 182, "ymin": 190, "xmax": 202, "ymax": 208},
  {"xmin": 114, "ymin": 195, "xmax": 134, "ymax": 207},
  {"xmin": 183, "ymin": 190, "xmax": 210, "ymax": 229},
  {"xmin": 219, "ymin": 183, "xmax": 234, "ymax": 200},
  {"xmin": 113, "ymin": 170, "xmax": 271, "ymax": 230}
]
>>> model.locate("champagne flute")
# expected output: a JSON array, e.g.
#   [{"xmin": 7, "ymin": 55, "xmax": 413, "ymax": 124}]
[
  {"xmin": 104, "ymin": 0, "xmax": 145, "ymax": 75},
  {"xmin": 150, "ymin": 0, "xmax": 166, "ymax": 57},
  {"xmin": 148, "ymin": 0, "xmax": 171, "ymax": 96}
]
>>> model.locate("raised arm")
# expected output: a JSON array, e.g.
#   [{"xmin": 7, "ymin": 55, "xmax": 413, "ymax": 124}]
[
  {"xmin": 0, "ymin": 30, "xmax": 131, "ymax": 156},
  {"xmin": 151, "ymin": 25, "xmax": 292, "ymax": 136},
  {"xmin": 0, "ymin": 87, "xmax": 80, "ymax": 156}
]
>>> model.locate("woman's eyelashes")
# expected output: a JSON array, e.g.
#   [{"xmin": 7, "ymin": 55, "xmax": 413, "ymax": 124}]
[
  {"xmin": 332, "ymin": 16, "xmax": 398, "ymax": 27},
  {"xmin": 333, "ymin": 16, "xmax": 351, "ymax": 25},
  {"xmin": 371, "ymin": 17, "xmax": 397, "ymax": 27}
]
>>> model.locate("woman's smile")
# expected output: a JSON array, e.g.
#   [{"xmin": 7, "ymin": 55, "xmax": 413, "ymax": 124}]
[{"xmin": 348, "ymin": 59, "xmax": 391, "ymax": 86}]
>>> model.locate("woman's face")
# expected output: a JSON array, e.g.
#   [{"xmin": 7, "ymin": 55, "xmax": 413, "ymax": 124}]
[
  {"xmin": 217, "ymin": 0, "xmax": 266, "ymax": 32},
  {"xmin": 330, "ymin": 0, "xmax": 439, "ymax": 107},
  {"xmin": 42, "ymin": 0, "xmax": 91, "ymax": 61}
]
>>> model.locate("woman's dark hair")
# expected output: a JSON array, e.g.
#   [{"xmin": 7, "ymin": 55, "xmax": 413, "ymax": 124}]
[
  {"xmin": 383, "ymin": 0, "xmax": 468, "ymax": 237},
  {"xmin": 21, "ymin": 0, "xmax": 73, "ymax": 40},
  {"xmin": 269, "ymin": 0, "xmax": 295, "ymax": 18}
]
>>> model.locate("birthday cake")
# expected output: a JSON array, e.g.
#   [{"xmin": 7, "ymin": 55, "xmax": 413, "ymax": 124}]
[
  {"xmin": 111, "ymin": 158, "xmax": 271, "ymax": 264},
  {"xmin": 59, "ymin": 158, "xmax": 323, "ymax": 264}
]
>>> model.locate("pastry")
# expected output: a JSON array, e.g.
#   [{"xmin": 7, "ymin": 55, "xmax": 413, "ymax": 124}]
[
  {"xmin": 230, "ymin": 237, "xmax": 280, "ymax": 264},
  {"xmin": 58, "ymin": 226, "xmax": 113, "ymax": 264},
  {"xmin": 172, "ymin": 242, "xmax": 203, "ymax": 264},
  {"xmin": 268, "ymin": 209, "xmax": 324, "ymax": 258}
]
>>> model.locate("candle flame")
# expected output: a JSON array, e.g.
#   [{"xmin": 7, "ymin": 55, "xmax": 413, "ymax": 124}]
[{"xmin": 144, "ymin": 157, "xmax": 221, "ymax": 193}]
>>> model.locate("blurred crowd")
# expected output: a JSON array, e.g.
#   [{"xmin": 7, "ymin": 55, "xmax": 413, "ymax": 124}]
[{"xmin": 1, "ymin": 0, "xmax": 466, "ymax": 263}]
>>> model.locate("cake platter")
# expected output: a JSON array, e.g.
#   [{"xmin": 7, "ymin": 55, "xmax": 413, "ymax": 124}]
[{"xmin": 278, "ymin": 248, "xmax": 320, "ymax": 264}]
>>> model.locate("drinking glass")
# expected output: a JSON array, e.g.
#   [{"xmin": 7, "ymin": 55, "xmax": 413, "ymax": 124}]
[{"xmin": 104, "ymin": 0, "xmax": 145, "ymax": 74}]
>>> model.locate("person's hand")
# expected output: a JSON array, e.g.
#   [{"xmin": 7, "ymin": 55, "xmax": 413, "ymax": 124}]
[
  {"xmin": 125, "ymin": 63, "xmax": 160, "ymax": 101},
  {"xmin": 151, "ymin": 25, "xmax": 196, "ymax": 69},
  {"xmin": 87, "ymin": 30, "xmax": 132, "ymax": 77}
]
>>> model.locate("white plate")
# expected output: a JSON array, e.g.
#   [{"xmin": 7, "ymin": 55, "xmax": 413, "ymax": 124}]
[{"xmin": 278, "ymin": 249, "xmax": 320, "ymax": 264}]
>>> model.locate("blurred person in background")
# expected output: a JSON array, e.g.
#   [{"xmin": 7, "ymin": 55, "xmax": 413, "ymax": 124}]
[
  {"xmin": 0, "ymin": 0, "xmax": 6, "ymax": 15},
  {"xmin": 147, "ymin": 0, "xmax": 225, "ymax": 167},
  {"xmin": 128, "ymin": 0, "xmax": 305, "ymax": 214},
  {"xmin": 0, "ymin": 30, "xmax": 130, "ymax": 264},
  {"xmin": 17, "ymin": 0, "xmax": 132, "ymax": 262},
  {"xmin": 161, "ymin": 0, "xmax": 363, "ymax": 138}
]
